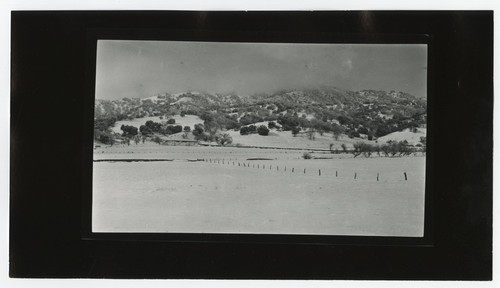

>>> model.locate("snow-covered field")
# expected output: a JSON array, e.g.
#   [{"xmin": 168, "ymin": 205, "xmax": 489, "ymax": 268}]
[
  {"xmin": 93, "ymin": 146, "xmax": 426, "ymax": 236},
  {"xmin": 378, "ymin": 128, "xmax": 426, "ymax": 145},
  {"xmin": 226, "ymin": 128, "xmax": 364, "ymax": 150}
]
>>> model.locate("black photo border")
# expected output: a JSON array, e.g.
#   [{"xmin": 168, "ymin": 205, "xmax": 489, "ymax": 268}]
[
  {"xmin": 82, "ymin": 29, "xmax": 433, "ymax": 247},
  {"xmin": 10, "ymin": 11, "xmax": 492, "ymax": 280}
]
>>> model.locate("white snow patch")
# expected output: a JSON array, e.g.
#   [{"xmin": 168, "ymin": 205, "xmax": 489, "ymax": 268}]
[{"xmin": 377, "ymin": 128, "xmax": 427, "ymax": 145}]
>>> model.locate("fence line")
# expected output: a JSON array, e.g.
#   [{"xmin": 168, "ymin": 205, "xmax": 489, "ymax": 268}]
[{"xmin": 202, "ymin": 158, "xmax": 409, "ymax": 181}]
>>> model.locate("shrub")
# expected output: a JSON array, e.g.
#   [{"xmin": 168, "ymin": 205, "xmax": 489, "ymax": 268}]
[
  {"xmin": 239, "ymin": 114, "xmax": 264, "ymax": 125},
  {"xmin": 139, "ymin": 125, "xmax": 153, "ymax": 136},
  {"xmin": 183, "ymin": 126, "xmax": 191, "ymax": 132},
  {"xmin": 153, "ymin": 136, "xmax": 162, "ymax": 145},
  {"xmin": 94, "ymin": 117, "xmax": 116, "ymax": 131},
  {"xmin": 348, "ymin": 130, "xmax": 360, "ymax": 138},
  {"xmin": 120, "ymin": 125, "xmax": 138, "ymax": 137},
  {"xmin": 302, "ymin": 152, "xmax": 312, "ymax": 159},
  {"xmin": 278, "ymin": 114, "xmax": 300, "ymax": 129},
  {"xmin": 98, "ymin": 132, "xmax": 115, "ymax": 145},
  {"xmin": 357, "ymin": 126, "xmax": 369, "ymax": 135},
  {"xmin": 167, "ymin": 118, "xmax": 175, "ymax": 124},
  {"xmin": 145, "ymin": 120, "xmax": 162, "ymax": 132},
  {"xmin": 240, "ymin": 126, "xmax": 250, "ymax": 135},
  {"xmin": 195, "ymin": 132, "xmax": 210, "ymax": 141},
  {"xmin": 192, "ymin": 124, "xmax": 204, "ymax": 137},
  {"xmin": 225, "ymin": 120, "xmax": 241, "ymax": 130},
  {"xmin": 257, "ymin": 125, "xmax": 270, "ymax": 136},
  {"xmin": 217, "ymin": 133, "xmax": 233, "ymax": 146},
  {"xmin": 268, "ymin": 121, "xmax": 277, "ymax": 129}
]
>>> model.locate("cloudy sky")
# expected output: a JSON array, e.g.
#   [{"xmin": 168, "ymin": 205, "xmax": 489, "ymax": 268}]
[{"xmin": 95, "ymin": 40, "xmax": 427, "ymax": 100}]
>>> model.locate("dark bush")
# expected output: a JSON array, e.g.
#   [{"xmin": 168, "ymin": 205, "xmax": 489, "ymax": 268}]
[
  {"xmin": 278, "ymin": 114, "xmax": 300, "ymax": 129},
  {"xmin": 240, "ymin": 126, "xmax": 250, "ymax": 135},
  {"xmin": 357, "ymin": 126, "xmax": 369, "ymax": 135},
  {"xmin": 302, "ymin": 152, "xmax": 312, "ymax": 159},
  {"xmin": 348, "ymin": 130, "xmax": 360, "ymax": 138},
  {"xmin": 145, "ymin": 120, "xmax": 162, "ymax": 132},
  {"xmin": 225, "ymin": 119, "xmax": 242, "ymax": 130},
  {"xmin": 94, "ymin": 117, "xmax": 116, "ymax": 131},
  {"xmin": 257, "ymin": 125, "xmax": 270, "ymax": 136},
  {"xmin": 98, "ymin": 133, "xmax": 115, "ymax": 145},
  {"xmin": 239, "ymin": 114, "xmax": 264, "ymax": 126},
  {"xmin": 337, "ymin": 115, "xmax": 352, "ymax": 125},
  {"xmin": 120, "ymin": 125, "xmax": 138, "ymax": 137},
  {"xmin": 162, "ymin": 125, "xmax": 183, "ymax": 135},
  {"xmin": 291, "ymin": 126, "xmax": 301, "ymax": 137},
  {"xmin": 192, "ymin": 124, "xmax": 204, "ymax": 137},
  {"xmin": 139, "ymin": 125, "xmax": 153, "ymax": 136}
]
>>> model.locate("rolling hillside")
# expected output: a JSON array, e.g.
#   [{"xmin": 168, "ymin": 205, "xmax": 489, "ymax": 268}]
[{"xmin": 94, "ymin": 86, "xmax": 427, "ymax": 149}]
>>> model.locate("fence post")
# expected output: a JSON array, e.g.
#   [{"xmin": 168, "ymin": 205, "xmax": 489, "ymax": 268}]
[
  {"xmin": 292, "ymin": 168, "xmax": 294, "ymax": 173},
  {"xmin": 304, "ymin": 168, "xmax": 306, "ymax": 174},
  {"xmin": 336, "ymin": 171, "xmax": 338, "ymax": 177},
  {"xmin": 377, "ymin": 173, "xmax": 379, "ymax": 181},
  {"xmin": 319, "ymin": 169, "xmax": 321, "ymax": 176},
  {"xmin": 355, "ymin": 173, "xmax": 357, "ymax": 180},
  {"xmin": 404, "ymin": 172, "xmax": 407, "ymax": 181}
]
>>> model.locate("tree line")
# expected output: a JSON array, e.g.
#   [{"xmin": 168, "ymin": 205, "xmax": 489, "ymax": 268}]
[{"xmin": 331, "ymin": 137, "xmax": 426, "ymax": 158}]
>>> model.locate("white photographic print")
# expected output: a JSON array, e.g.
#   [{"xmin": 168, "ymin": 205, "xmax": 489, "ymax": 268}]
[{"xmin": 92, "ymin": 40, "xmax": 427, "ymax": 236}]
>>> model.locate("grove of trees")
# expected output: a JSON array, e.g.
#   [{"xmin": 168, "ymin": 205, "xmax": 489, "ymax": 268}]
[{"xmin": 349, "ymin": 140, "xmax": 419, "ymax": 158}]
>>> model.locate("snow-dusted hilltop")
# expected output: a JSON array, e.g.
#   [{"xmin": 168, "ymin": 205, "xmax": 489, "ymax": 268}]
[{"xmin": 95, "ymin": 86, "xmax": 426, "ymax": 145}]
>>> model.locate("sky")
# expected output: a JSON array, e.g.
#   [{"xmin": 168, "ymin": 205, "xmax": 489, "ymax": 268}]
[{"xmin": 95, "ymin": 40, "xmax": 427, "ymax": 100}]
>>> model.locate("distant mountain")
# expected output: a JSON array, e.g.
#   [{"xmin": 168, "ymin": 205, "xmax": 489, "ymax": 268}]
[{"xmin": 96, "ymin": 87, "xmax": 424, "ymax": 118}]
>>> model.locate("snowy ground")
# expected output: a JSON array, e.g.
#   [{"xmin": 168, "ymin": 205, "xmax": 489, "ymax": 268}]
[
  {"xmin": 378, "ymin": 128, "xmax": 427, "ymax": 145},
  {"xmin": 93, "ymin": 147, "xmax": 426, "ymax": 236}
]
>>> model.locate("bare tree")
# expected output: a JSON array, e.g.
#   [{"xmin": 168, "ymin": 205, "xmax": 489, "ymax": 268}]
[
  {"xmin": 306, "ymin": 128, "xmax": 316, "ymax": 140},
  {"xmin": 217, "ymin": 133, "xmax": 233, "ymax": 146},
  {"xmin": 341, "ymin": 143, "xmax": 348, "ymax": 153}
]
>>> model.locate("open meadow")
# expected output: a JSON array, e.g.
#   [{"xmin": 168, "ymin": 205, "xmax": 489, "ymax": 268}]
[{"xmin": 93, "ymin": 145, "xmax": 425, "ymax": 236}]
